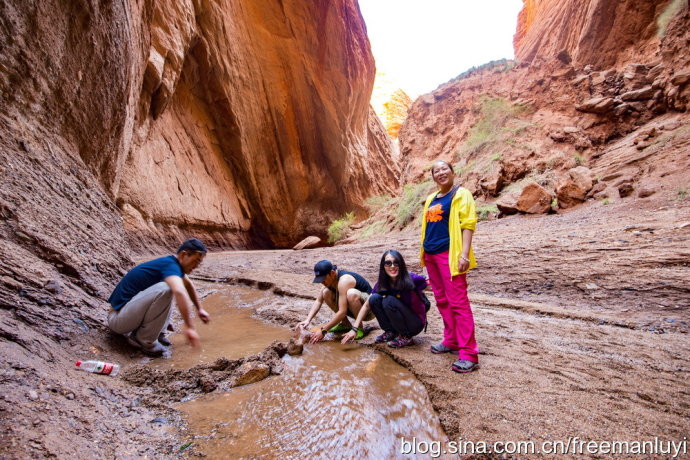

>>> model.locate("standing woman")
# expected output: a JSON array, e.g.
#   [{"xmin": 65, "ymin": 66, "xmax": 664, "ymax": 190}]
[
  {"xmin": 341, "ymin": 250, "xmax": 427, "ymax": 347},
  {"xmin": 420, "ymin": 160, "xmax": 479, "ymax": 373}
]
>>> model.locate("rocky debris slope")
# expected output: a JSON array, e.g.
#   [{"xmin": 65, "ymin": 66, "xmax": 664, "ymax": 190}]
[{"xmin": 398, "ymin": 4, "xmax": 689, "ymax": 217}]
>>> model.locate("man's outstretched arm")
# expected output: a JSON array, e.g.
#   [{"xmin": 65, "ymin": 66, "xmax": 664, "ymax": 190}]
[{"xmin": 165, "ymin": 275, "xmax": 200, "ymax": 347}]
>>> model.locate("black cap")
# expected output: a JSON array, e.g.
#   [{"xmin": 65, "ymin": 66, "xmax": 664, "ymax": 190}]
[
  {"xmin": 177, "ymin": 238, "xmax": 208, "ymax": 254},
  {"xmin": 313, "ymin": 260, "xmax": 334, "ymax": 283}
]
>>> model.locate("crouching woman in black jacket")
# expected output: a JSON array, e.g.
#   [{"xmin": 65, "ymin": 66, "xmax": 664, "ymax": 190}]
[{"xmin": 342, "ymin": 250, "xmax": 427, "ymax": 348}]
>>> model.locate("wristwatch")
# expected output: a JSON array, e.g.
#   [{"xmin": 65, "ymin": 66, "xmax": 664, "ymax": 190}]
[{"xmin": 321, "ymin": 329, "xmax": 328, "ymax": 335}]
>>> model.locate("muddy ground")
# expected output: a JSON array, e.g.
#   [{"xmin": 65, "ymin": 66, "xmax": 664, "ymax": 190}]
[{"xmin": 1, "ymin": 196, "xmax": 688, "ymax": 458}]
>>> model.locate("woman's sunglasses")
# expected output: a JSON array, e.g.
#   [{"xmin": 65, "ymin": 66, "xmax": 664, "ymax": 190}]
[{"xmin": 384, "ymin": 260, "xmax": 400, "ymax": 267}]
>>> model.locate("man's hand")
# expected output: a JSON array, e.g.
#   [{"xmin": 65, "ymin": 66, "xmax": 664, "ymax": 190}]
[
  {"xmin": 198, "ymin": 308, "xmax": 210, "ymax": 324},
  {"xmin": 341, "ymin": 330, "xmax": 356, "ymax": 344},
  {"xmin": 309, "ymin": 330, "xmax": 324, "ymax": 344},
  {"xmin": 185, "ymin": 327, "xmax": 200, "ymax": 347},
  {"xmin": 296, "ymin": 320, "xmax": 310, "ymax": 331}
]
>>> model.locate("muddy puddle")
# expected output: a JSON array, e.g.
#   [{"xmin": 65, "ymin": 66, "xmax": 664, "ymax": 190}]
[
  {"xmin": 150, "ymin": 285, "xmax": 451, "ymax": 458},
  {"xmin": 152, "ymin": 285, "xmax": 292, "ymax": 370}
]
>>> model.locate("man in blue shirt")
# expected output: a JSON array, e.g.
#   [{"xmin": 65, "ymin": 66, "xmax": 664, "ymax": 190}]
[{"xmin": 107, "ymin": 238, "xmax": 210, "ymax": 356}]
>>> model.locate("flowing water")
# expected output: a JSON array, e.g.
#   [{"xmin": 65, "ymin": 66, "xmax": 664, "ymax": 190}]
[
  {"xmin": 155, "ymin": 285, "xmax": 453, "ymax": 458},
  {"xmin": 151, "ymin": 286, "xmax": 292, "ymax": 370}
]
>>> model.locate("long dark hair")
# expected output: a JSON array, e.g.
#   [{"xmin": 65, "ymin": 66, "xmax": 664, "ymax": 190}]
[{"xmin": 377, "ymin": 250, "xmax": 414, "ymax": 292}]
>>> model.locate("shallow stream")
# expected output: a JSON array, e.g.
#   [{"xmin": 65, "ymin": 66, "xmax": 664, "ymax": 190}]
[{"xmin": 154, "ymin": 285, "xmax": 452, "ymax": 458}]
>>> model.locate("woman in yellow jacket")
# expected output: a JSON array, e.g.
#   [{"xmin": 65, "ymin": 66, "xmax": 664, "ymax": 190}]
[{"xmin": 420, "ymin": 160, "xmax": 479, "ymax": 373}]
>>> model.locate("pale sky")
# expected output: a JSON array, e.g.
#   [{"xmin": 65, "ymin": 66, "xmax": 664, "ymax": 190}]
[{"xmin": 359, "ymin": 0, "xmax": 523, "ymax": 98}]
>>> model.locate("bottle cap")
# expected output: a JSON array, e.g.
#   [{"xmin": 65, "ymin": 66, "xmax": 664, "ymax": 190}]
[{"xmin": 75, "ymin": 360, "xmax": 82, "ymax": 366}]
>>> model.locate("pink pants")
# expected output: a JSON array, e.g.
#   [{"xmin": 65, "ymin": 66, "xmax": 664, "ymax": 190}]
[{"xmin": 424, "ymin": 251, "xmax": 479, "ymax": 362}]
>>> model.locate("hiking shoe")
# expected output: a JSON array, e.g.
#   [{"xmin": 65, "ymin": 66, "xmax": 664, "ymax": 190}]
[
  {"xmin": 125, "ymin": 333, "xmax": 141, "ymax": 349},
  {"xmin": 430, "ymin": 343, "xmax": 455, "ymax": 354},
  {"xmin": 388, "ymin": 336, "xmax": 414, "ymax": 348},
  {"xmin": 127, "ymin": 334, "xmax": 165, "ymax": 357},
  {"xmin": 158, "ymin": 332, "xmax": 172, "ymax": 347},
  {"xmin": 374, "ymin": 331, "xmax": 396, "ymax": 344},
  {"xmin": 451, "ymin": 359, "xmax": 479, "ymax": 373},
  {"xmin": 328, "ymin": 324, "xmax": 352, "ymax": 333},
  {"xmin": 139, "ymin": 340, "xmax": 166, "ymax": 357}
]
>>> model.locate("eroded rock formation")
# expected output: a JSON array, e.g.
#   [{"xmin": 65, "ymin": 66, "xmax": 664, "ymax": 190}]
[
  {"xmin": 125, "ymin": 0, "xmax": 398, "ymax": 249},
  {"xmin": 2, "ymin": 0, "xmax": 398, "ymax": 255},
  {"xmin": 0, "ymin": 0, "xmax": 398, "ymax": 331}
]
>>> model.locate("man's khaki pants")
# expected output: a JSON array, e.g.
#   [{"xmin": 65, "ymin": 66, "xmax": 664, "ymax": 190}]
[{"xmin": 108, "ymin": 282, "xmax": 173, "ymax": 346}]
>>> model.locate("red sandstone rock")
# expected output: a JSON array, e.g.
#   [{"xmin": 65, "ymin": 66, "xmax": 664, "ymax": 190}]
[
  {"xmin": 621, "ymin": 86, "xmax": 656, "ymax": 101},
  {"xmin": 556, "ymin": 179, "xmax": 586, "ymax": 209},
  {"xmin": 293, "ymin": 236, "xmax": 321, "ymax": 251},
  {"xmin": 496, "ymin": 192, "xmax": 520, "ymax": 215},
  {"xmin": 638, "ymin": 187, "xmax": 657, "ymax": 198},
  {"xmin": 576, "ymin": 97, "xmax": 616, "ymax": 114},
  {"xmin": 120, "ymin": 1, "xmax": 398, "ymax": 248},
  {"xmin": 568, "ymin": 166, "xmax": 596, "ymax": 193},
  {"xmin": 671, "ymin": 70, "xmax": 690, "ymax": 86},
  {"xmin": 516, "ymin": 183, "xmax": 553, "ymax": 214}
]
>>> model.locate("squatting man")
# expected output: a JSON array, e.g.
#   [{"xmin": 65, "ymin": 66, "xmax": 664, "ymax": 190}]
[
  {"xmin": 296, "ymin": 260, "xmax": 374, "ymax": 343},
  {"xmin": 107, "ymin": 238, "xmax": 210, "ymax": 356}
]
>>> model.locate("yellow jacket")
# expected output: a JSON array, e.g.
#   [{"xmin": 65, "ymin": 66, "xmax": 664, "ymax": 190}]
[{"xmin": 419, "ymin": 186, "xmax": 477, "ymax": 275}]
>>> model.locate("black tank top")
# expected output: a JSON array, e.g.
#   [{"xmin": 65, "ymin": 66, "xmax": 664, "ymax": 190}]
[{"xmin": 330, "ymin": 270, "xmax": 372, "ymax": 294}]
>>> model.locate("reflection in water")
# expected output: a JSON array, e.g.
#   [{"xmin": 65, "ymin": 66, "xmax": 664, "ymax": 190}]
[
  {"xmin": 179, "ymin": 343, "xmax": 453, "ymax": 459},
  {"xmin": 152, "ymin": 286, "xmax": 292, "ymax": 370}
]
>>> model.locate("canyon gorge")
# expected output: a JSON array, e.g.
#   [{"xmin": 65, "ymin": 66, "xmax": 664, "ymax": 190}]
[{"xmin": 1, "ymin": 0, "xmax": 688, "ymax": 457}]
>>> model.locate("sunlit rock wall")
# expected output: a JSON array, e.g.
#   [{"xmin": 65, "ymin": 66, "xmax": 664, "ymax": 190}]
[
  {"xmin": 514, "ymin": 0, "xmax": 673, "ymax": 68},
  {"xmin": 123, "ymin": 0, "xmax": 398, "ymax": 248},
  {"xmin": 371, "ymin": 71, "xmax": 413, "ymax": 140}
]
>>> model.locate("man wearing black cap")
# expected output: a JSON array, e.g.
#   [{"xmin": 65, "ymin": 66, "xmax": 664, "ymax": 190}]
[
  {"xmin": 297, "ymin": 260, "xmax": 374, "ymax": 343},
  {"xmin": 107, "ymin": 238, "xmax": 211, "ymax": 356}
]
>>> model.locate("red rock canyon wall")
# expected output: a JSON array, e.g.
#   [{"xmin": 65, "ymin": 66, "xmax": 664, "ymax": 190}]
[
  {"xmin": 123, "ymin": 1, "xmax": 398, "ymax": 250},
  {"xmin": 514, "ymin": 0, "xmax": 671, "ymax": 68},
  {"xmin": 0, "ymin": 0, "xmax": 396, "ymax": 339}
]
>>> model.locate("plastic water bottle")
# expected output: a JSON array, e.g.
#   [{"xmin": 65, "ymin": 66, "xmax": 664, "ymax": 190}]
[{"xmin": 75, "ymin": 360, "xmax": 120, "ymax": 376}]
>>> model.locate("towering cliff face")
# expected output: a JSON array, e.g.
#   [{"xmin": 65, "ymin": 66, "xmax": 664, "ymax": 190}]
[
  {"xmin": 0, "ymin": 0, "xmax": 398, "ymax": 266},
  {"xmin": 122, "ymin": 1, "xmax": 398, "ymax": 249},
  {"xmin": 514, "ymin": 0, "xmax": 672, "ymax": 68},
  {"xmin": 0, "ymin": 2, "xmax": 397, "ymax": 452}
]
